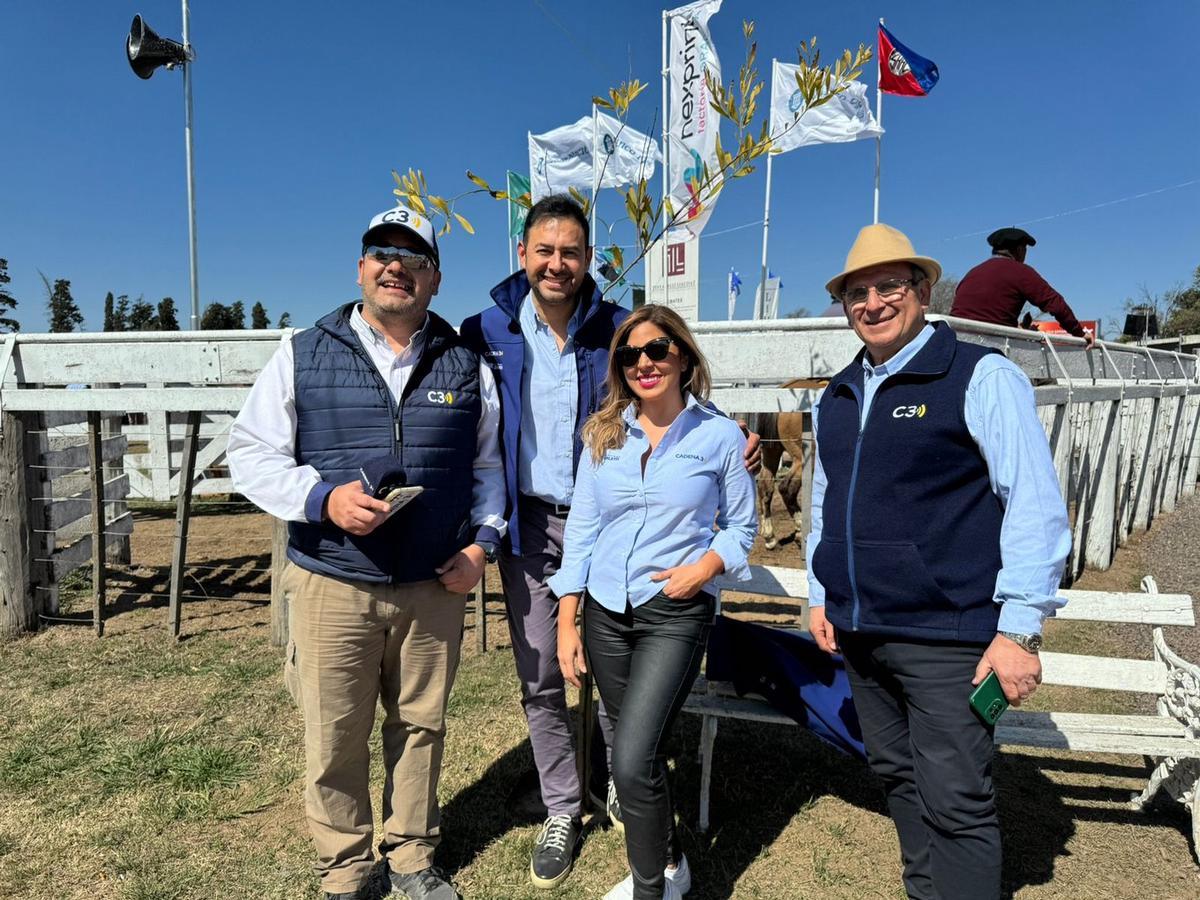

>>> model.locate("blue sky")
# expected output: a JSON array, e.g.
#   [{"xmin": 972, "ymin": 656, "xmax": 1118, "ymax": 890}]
[{"xmin": 2, "ymin": 1, "xmax": 1197, "ymax": 336}]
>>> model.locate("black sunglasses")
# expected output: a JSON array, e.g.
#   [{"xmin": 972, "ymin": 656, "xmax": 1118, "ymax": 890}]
[{"xmin": 614, "ymin": 337, "xmax": 675, "ymax": 368}]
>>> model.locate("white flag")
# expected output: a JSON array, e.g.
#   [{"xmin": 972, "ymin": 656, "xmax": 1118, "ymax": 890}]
[
  {"xmin": 667, "ymin": 0, "xmax": 722, "ymax": 242},
  {"xmin": 770, "ymin": 62, "xmax": 883, "ymax": 154},
  {"xmin": 529, "ymin": 114, "xmax": 660, "ymax": 202},
  {"xmin": 595, "ymin": 110, "xmax": 660, "ymax": 190}
]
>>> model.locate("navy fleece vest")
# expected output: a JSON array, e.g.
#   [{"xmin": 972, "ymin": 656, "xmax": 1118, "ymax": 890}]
[
  {"xmin": 287, "ymin": 304, "xmax": 481, "ymax": 584},
  {"xmin": 811, "ymin": 324, "xmax": 1004, "ymax": 642}
]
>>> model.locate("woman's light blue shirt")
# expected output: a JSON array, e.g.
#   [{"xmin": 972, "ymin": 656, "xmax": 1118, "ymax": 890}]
[{"xmin": 548, "ymin": 394, "xmax": 758, "ymax": 612}]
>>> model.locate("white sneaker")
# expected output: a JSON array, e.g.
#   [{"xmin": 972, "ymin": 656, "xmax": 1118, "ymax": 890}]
[
  {"xmin": 601, "ymin": 873, "xmax": 684, "ymax": 900},
  {"xmin": 664, "ymin": 853, "xmax": 691, "ymax": 895}
]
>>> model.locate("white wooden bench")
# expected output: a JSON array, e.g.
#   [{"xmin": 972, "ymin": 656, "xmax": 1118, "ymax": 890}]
[{"xmin": 682, "ymin": 565, "xmax": 1200, "ymax": 860}]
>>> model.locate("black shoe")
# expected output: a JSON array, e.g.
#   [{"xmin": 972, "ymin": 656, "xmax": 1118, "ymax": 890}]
[
  {"xmin": 589, "ymin": 777, "xmax": 625, "ymax": 836},
  {"xmin": 325, "ymin": 892, "xmax": 361, "ymax": 900},
  {"xmin": 529, "ymin": 813, "xmax": 582, "ymax": 889},
  {"xmin": 389, "ymin": 865, "xmax": 462, "ymax": 900}
]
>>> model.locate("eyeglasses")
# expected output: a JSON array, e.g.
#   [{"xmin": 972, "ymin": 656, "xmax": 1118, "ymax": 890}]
[
  {"xmin": 614, "ymin": 337, "xmax": 675, "ymax": 368},
  {"xmin": 363, "ymin": 245, "xmax": 435, "ymax": 271},
  {"xmin": 841, "ymin": 277, "xmax": 917, "ymax": 306}
]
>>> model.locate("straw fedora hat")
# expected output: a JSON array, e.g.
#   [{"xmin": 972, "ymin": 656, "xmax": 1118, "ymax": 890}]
[{"xmin": 825, "ymin": 223, "xmax": 942, "ymax": 298}]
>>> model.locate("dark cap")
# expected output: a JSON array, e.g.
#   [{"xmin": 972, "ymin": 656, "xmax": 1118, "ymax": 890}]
[
  {"xmin": 359, "ymin": 455, "xmax": 407, "ymax": 499},
  {"xmin": 987, "ymin": 227, "xmax": 1036, "ymax": 250}
]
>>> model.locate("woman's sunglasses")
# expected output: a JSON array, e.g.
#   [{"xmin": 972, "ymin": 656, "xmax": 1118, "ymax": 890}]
[{"xmin": 614, "ymin": 337, "xmax": 675, "ymax": 369}]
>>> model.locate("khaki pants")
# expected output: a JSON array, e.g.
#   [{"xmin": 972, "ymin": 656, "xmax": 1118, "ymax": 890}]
[{"xmin": 283, "ymin": 562, "xmax": 467, "ymax": 895}]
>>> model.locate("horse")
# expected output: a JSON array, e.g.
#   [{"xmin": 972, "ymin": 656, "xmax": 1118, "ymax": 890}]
[{"xmin": 744, "ymin": 378, "xmax": 818, "ymax": 550}]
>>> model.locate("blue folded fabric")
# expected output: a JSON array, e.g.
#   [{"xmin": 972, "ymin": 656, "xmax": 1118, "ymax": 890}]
[{"xmin": 705, "ymin": 615, "xmax": 865, "ymax": 760}]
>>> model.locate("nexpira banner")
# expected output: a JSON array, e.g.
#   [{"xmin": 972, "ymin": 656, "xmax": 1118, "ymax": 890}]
[{"xmin": 667, "ymin": 0, "xmax": 722, "ymax": 241}]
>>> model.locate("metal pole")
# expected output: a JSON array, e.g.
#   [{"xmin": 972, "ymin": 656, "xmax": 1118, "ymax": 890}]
[
  {"xmin": 873, "ymin": 18, "xmax": 884, "ymax": 225},
  {"xmin": 591, "ymin": 104, "xmax": 600, "ymax": 277},
  {"xmin": 661, "ymin": 10, "xmax": 670, "ymax": 306},
  {"xmin": 756, "ymin": 141, "xmax": 775, "ymax": 321},
  {"xmin": 181, "ymin": 0, "xmax": 200, "ymax": 329}
]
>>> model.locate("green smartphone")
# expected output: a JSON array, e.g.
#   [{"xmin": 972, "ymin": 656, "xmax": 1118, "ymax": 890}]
[{"xmin": 968, "ymin": 671, "xmax": 1009, "ymax": 726}]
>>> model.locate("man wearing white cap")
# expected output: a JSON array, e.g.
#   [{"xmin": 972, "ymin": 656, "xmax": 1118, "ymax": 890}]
[
  {"xmin": 229, "ymin": 204, "xmax": 505, "ymax": 900},
  {"xmin": 805, "ymin": 223, "xmax": 1071, "ymax": 900}
]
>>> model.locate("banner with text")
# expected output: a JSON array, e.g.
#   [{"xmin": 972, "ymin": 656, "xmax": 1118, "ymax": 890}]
[{"xmin": 667, "ymin": 0, "xmax": 722, "ymax": 241}]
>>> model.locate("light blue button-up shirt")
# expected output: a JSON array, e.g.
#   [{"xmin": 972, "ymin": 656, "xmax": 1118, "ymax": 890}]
[
  {"xmin": 805, "ymin": 324, "xmax": 1071, "ymax": 634},
  {"xmin": 549, "ymin": 394, "xmax": 758, "ymax": 612},
  {"xmin": 518, "ymin": 295, "xmax": 585, "ymax": 506}
]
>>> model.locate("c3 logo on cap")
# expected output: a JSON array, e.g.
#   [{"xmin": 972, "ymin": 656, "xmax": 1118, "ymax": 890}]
[
  {"xmin": 892, "ymin": 404, "xmax": 927, "ymax": 419},
  {"xmin": 427, "ymin": 390, "xmax": 454, "ymax": 405},
  {"xmin": 382, "ymin": 208, "xmax": 422, "ymax": 229}
]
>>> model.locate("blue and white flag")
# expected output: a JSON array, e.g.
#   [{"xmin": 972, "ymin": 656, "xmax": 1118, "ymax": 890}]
[
  {"xmin": 529, "ymin": 113, "xmax": 660, "ymax": 202},
  {"xmin": 727, "ymin": 268, "xmax": 742, "ymax": 319}
]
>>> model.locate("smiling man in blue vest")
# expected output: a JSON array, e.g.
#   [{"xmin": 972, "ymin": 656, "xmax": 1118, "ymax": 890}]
[
  {"xmin": 228, "ymin": 204, "xmax": 505, "ymax": 900},
  {"xmin": 805, "ymin": 224, "xmax": 1072, "ymax": 900}
]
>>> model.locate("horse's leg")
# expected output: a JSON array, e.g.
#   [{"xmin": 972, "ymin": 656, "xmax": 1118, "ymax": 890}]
[{"xmin": 758, "ymin": 465, "xmax": 778, "ymax": 550}]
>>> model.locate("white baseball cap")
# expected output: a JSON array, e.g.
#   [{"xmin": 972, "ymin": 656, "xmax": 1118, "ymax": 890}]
[{"xmin": 362, "ymin": 203, "xmax": 440, "ymax": 268}]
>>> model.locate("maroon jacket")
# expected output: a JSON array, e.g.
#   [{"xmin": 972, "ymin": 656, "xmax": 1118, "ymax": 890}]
[{"xmin": 951, "ymin": 256, "xmax": 1087, "ymax": 337}]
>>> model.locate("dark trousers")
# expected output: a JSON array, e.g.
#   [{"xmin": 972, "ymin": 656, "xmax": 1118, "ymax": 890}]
[
  {"xmin": 498, "ymin": 499, "xmax": 615, "ymax": 817},
  {"xmin": 585, "ymin": 592, "xmax": 713, "ymax": 900},
  {"xmin": 840, "ymin": 635, "xmax": 1000, "ymax": 900}
]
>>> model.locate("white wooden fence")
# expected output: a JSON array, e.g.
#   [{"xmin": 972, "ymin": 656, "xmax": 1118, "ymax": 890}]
[{"xmin": 1, "ymin": 319, "xmax": 1197, "ymax": 639}]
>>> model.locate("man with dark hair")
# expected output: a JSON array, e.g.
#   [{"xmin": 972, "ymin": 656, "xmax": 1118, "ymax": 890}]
[
  {"xmin": 229, "ymin": 203, "xmax": 505, "ymax": 900},
  {"xmin": 951, "ymin": 227, "xmax": 1096, "ymax": 347},
  {"xmin": 461, "ymin": 194, "xmax": 759, "ymax": 891},
  {"xmin": 807, "ymin": 223, "xmax": 1071, "ymax": 900}
]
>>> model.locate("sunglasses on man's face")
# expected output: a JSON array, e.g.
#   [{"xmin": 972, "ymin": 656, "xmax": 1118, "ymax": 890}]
[
  {"xmin": 614, "ymin": 337, "xmax": 675, "ymax": 369},
  {"xmin": 363, "ymin": 245, "xmax": 435, "ymax": 271}
]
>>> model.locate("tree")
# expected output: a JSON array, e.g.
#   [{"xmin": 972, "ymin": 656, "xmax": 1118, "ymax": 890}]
[
  {"xmin": 48, "ymin": 279, "xmax": 83, "ymax": 333},
  {"xmin": 251, "ymin": 301, "xmax": 270, "ymax": 329},
  {"xmin": 229, "ymin": 301, "xmax": 246, "ymax": 329},
  {"xmin": 157, "ymin": 297, "xmax": 181, "ymax": 331},
  {"xmin": 929, "ymin": 274, "xmax": 958, "ymax": 315},
  {"xmin": 784, "ymin": 306, "xmax": 811, "ymax": 319},
  {"xmin": 109, "ymin": 294, "xmax": 130, "ymax": 332},
  {"xmin": 103, "ymin": 291, "xmax": 116, "ymax": 331},
  {"xmin": 128, "ymin": 297, "xmax": 158, "ymax": 330},
  {"xmin": 0, "ymin": 258, "xmax": 18, "ymax": 332},
  {"xmin": 201, "ymin": 302, "xmax": 232, "ymax": 329},
  {"xmin": 277, "ymin": 311, "xmax": 292, "ymax": 328},
  {"xmin": 1163, "ymin": 266, "xmax": 1200, "ymax": 337}
]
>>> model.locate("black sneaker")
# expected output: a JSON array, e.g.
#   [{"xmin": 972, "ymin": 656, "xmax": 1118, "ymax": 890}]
[
  {"xmin": 589, "ymin": 777, "xmax": 625, "ymax": 836},
  {"xmin": 529, "ymin": 813, "xmax": 582, "ymax": 889},
  {"xmin": 325, "ymin": 893, "xmax": 360, "ymax": 900},
  {"xmin": 389, "ymin": 865, "xmax": 462, "ymax": 900}
]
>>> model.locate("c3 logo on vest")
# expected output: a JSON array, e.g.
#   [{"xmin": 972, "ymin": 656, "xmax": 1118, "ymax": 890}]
[
  {"xmin": 892, "ymin": 404, "xmax": 927, "ymax": 419},
  {"xmin": 427, "ymin": 390, "xmax": 455, "ymax": 405}
]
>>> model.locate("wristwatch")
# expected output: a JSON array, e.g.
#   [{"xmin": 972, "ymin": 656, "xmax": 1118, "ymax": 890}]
[
  {"xmin": 475, "ymin": 540, "xmax": 499, "ymax": 564},
  {"xmin": 998, "ymin": 631, "xmax": 1043, "ymax": 654}
]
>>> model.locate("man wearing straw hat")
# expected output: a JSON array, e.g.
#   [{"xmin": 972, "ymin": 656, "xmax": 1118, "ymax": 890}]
[{"xmin": 805, "ymin": 223, "xmax": 1072, "ymax": 900}]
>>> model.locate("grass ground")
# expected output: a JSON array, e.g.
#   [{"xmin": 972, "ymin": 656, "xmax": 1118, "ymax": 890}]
[{"xmin": 2, "ymin": 504, "xmax": 1199, "ymax": 899}]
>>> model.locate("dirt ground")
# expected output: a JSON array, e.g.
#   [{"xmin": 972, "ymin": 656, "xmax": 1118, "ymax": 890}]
[{"xmin": 5, "ymin": 495, "xmax": 1200, "ymax": 899}]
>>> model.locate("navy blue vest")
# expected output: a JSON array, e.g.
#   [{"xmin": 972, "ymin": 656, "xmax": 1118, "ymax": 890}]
[
  {"xmin": 812, "ymin": 324, "xmax": 1004, "ymax": 642},
  {"xmin": 287, "ymin": 304, "xmax": 481, "ymax": 584}
]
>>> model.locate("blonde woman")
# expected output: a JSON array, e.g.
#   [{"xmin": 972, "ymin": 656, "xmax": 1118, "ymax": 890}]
[{"xmin": 548, "ymin": 304, "xmax": 757, "ymax": 900}]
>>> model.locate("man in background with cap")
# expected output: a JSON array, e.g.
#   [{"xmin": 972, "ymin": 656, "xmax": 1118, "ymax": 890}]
[
  {"xmin": 806, "ymin": 223, "xmax": 1071, "ymax": 900},
  {"xmin": 952, "ymin": 227, "xmax": 1096, "ymax": 347},
  {"xmin": 229, "ymin": 203, "xmax": 505, "ymax": 900}
]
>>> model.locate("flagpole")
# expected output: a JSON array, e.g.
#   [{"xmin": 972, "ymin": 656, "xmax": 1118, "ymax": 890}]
[
  {"xmin": 661, "ymin": 9, "xmax": 670, "ymax": 307},
  {"xmin": 755, "ymin": 150, "xmax": 774, "ymax": 320},
  {"xmin": 873, "ymin": 17, "xmax": 884, "ymax": 224},
  {"xmin": 591, "ymin": 104, "xmax": 600, "ymax": 277}
]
